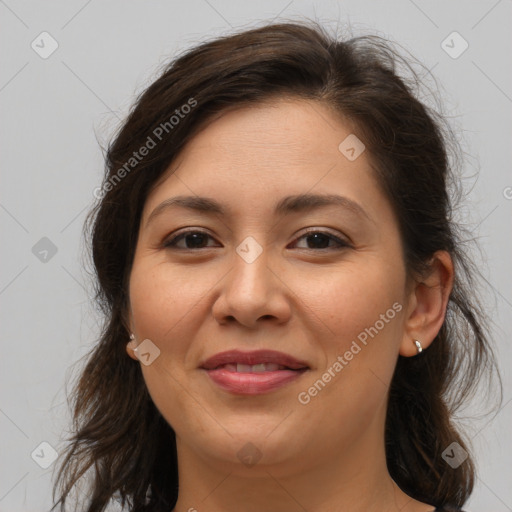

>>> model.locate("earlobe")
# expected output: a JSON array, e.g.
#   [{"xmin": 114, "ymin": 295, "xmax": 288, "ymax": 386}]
[
  {"xmin": 123, "ymin": 308, "xmax": 139, "ymax": 361},
  {"xmin": 399, "ymin": 250, "xmax": 454, "ymax": 357},
  {"xmin": 126, "ymin": 333, "xmax": 139, "ymax": 361}
]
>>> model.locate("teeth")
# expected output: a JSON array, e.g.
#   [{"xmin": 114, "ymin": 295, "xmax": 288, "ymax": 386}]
[{"xmin": 235, "ymin": 363, "xmax": 284, "ymax": 373}]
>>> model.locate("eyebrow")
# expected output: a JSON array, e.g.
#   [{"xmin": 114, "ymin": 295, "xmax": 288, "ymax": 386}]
[{"xmin": 145, "ymin": 193, "xmax": 373, "ymax": 228}]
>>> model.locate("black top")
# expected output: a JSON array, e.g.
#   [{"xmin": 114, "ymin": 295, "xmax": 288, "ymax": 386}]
[{"xmin": 434, "ymin": 507, "xmax": 465, "ymax": 511}]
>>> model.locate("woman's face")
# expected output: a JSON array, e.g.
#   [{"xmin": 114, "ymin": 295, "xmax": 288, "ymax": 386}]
[{"xmin": 128, "ymin": 98, "xmax": 415, "ymax": 475}]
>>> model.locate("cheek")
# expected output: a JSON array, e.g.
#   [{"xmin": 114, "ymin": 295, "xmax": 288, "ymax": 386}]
[
  {"xmin": 295, "ymin": 260, "xmax": 405, "ymax": 350},
  {"xmin": 128, "ymin": 262, "xmax": 206, "ymax": 426},
  {"xmin": 293, "ymin": 267, "xmax": 404, "ymax": 433},
  {"xmin": 129, "ymin": 261, "xmax": 208, "ymax": 343},
  {"xmin": 295, "ymin": 260, "xmax": 406, "ymax": 414}
]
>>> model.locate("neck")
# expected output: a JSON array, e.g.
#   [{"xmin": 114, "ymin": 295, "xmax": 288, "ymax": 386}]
[{"xmin": 170, "ymin": 411, "xmax": 434, "ymax": 512}]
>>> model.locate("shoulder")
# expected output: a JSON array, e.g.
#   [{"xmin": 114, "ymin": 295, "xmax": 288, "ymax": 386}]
[{"xmin": 434, "ymin": 507, "xmax": 467, "ymax": 512}]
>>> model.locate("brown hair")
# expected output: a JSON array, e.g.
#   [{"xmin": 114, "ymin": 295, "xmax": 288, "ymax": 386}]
[{"xmin": 51, "ymin": 20, "xmax": 502, "ymax": 511}]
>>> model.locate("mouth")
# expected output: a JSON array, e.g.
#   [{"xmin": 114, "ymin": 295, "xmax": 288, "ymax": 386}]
[
  {"xmin": 199, "ymin": 349, "xmax": 310, "ymax": 371},
  {"xmin": 209, "ymin": 362, "xmax": 306, "ymax": 372},
  {"xmin": 199, "ymin": 350, "xmax": 310, "ymax": 395}
]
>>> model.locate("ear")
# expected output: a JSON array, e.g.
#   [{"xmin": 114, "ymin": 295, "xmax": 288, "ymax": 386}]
[
  {"xmin": 399, "ymin": 250, "xmax": 454, "ymax": 357},
  {"xmin": 123, "ymin": 308, "xmax": 139, "ymax": 361},
  {"xmin": 126, "ymin": 335, "xmax": 139, "ymax": 361}
]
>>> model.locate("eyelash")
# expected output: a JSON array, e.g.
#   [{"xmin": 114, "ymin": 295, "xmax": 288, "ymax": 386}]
[{"xmin": 163, "ymin": 229, "xmax": 352, "ymax": 251}]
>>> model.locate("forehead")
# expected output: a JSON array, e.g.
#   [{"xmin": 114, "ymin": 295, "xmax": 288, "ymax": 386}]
[
  {"xmin": 141, "ymin": 98, "xmax": 391, "ymax": 227},
  {"xmin": 179, "ymin": 98, "xmax": 353, "ymax": 167}
]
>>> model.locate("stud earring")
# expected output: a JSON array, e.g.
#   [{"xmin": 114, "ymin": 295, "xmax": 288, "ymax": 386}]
[{"xmin": 414, "ymin": 339, "xmax": 423, "ymax": 354}]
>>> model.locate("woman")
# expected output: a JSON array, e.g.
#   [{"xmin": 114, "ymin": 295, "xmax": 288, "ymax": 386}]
[{"xmin": 51, "ymin": 21, "xmax": 502, "ymax": 512}]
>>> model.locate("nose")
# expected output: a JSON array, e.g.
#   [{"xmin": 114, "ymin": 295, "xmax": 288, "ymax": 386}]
[{"xmin": 211, "ymin": 243, "xmax": 292, "ymax": 329}]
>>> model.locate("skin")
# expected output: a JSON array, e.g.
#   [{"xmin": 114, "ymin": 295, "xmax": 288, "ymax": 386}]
[{"xmin": 126, "ymin": 97, "xmax": 454, "ymax": 512}]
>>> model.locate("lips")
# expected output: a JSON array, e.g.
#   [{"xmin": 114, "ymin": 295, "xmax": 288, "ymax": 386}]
[
  {"xmin": 217, "ymin": 363, "xmax": 289, "ymax": 373},
  {"xmin": 200, "ymin": 349, "xmax": 309, "ymax": 371},
  {"xmin": 199, "ymin": 349, "xmax": 310, "ymax": 394}
]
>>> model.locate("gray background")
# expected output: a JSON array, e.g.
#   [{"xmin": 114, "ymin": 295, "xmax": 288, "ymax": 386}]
[{"xmin": 1, "ymin": 1, "xmax": 511, "ymax": 511}]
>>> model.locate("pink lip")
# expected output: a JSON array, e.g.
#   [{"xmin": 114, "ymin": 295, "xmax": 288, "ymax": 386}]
[
  {"xmin": 204, "ymin": 368, "xmax": 307, "ymax": 394},
  {"xmin": 199, "ymin": 349, "xmax": 310, "ymax": 395},
  {"xmin": 200, "ymin": 349, "xmax": 309, "ymax": 370}
]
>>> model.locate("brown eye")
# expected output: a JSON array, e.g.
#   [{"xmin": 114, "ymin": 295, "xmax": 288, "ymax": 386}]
[
  {"xmin": 290, "ymin": 230, "xmax": 352, "ymax": 250},
  {"xmin": 164, "ymin": 230, "xmax": 217, "ymax": 250},
  {"xmin": 163, "ymin": 229, "xmax": 352, "ymax": 251}
]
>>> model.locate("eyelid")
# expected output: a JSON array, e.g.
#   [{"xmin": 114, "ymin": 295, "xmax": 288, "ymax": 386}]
[
  {"xmin": 162, "ymin": 227, "xmax": 353, "ymax": 250},
  {"xmin": 300, "ymin": 228, "xmax": 352, "ymax": 247},
  {"xmin": 163, "ymin": 228, "xmax": 218, "ymax": 249}
]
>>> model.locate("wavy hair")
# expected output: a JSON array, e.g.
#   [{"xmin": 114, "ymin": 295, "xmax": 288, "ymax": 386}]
[{"xmin": 51, "ymin": 20, "xmax": 503, "ymax": 511}]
